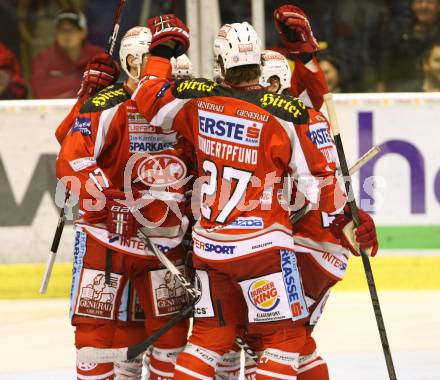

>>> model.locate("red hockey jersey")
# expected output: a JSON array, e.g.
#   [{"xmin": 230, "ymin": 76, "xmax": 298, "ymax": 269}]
[
  {"xmin": 56, "ymin": 83, "xmax": 191, "ymax": 258},
  {"xmin": 133, "ymin": 56, "xmax": 345, "ymax": 262}
]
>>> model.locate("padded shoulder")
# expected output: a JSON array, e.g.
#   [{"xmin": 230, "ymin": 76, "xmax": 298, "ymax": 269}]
[
  {"xmin": 172, "ymin": 78, "xmax": 221, "ymax": 98},
  {"xmin": 237, "ymin": 91, "xmax": 310, "ymax": 124},
  {"xmin": 172, "ymin": 78, "xmax": 309, "ymax": 124},
  {"xmin": 80, "ymin": 84, "xmax": 130, "ymax": 113}
]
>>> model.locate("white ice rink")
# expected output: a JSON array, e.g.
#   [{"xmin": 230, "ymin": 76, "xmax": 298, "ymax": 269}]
[{"xmin": 1, "ymin": 291, "xmax": 439, "ymax": 380}]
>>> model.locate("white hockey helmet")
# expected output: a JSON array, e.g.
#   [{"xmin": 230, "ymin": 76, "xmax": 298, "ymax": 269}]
[
  {"xmin": 171, "ymin": 54, "xmax": 193, "ymax": 79},
  {"xmin": 213, "ymin": 22, "xmax": 262, "ymax": 70},
  {"xmin": 260, "ymin": 50, "xmax": 292, "ymax": 94},
  {"xmin": 119, "ymin": 26, "xmax": 152, "ymax": 81}
]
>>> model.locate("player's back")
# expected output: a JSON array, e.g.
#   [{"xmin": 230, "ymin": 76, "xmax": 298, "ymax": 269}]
[{"xmin": 168, "ymin": 78, "xmax": 338, "ymax": 262}]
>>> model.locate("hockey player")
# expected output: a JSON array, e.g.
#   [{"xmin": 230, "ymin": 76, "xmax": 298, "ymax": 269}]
[
  {"xmin": 56, "ymin": 26, "xmax": 190, "ymax": 380},
  {"xmin": 133, "ymin": 14, "xmax": 347, "ymax": 380},
  {"xmin": 259, "ymin": 50, "xmax": 292, "ymax": 95},
  {"xmin": 53, "ymin": 31, "xmax": 147, "ymax": 380},
  {"xmin": 211, "ymin": 5, "xmax": 380, "ymax": 378},
  {"xmin": 250, "ymin": 41, "xmax": 379, "ymax": 379}
]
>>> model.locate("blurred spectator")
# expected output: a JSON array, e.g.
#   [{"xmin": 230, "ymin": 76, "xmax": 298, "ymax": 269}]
[
  {"xmin": 0, "ymin": 41, "xmax": 27, "ymax": 99},
  {"xmin": 380, "ymin": 0, "xmax": 440, "ymax": 91},
  {"xmin": 318, "ymin": 52, "xmax": 345, "ymax": 93},
  {"xmin": 266, "ymin": 1, "xmax": 388, "ymax": 92},
  {"xmin": 394, "ymin": 41, "xmax": 440, "ymax": 90},
  {"xmin": 30, "ymin": 9, "xmax": 104, "ymax": 99},
  {"xmin": 422, "ymin": 41, "xmax": 440, "ymax": 90}
]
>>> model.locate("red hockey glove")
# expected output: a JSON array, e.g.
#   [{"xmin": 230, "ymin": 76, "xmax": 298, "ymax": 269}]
[
  {"xmin": 274, "ymin": 5, "xmax": 318, "ymax": 54},
  {"xmin": 77, "ymin": 52, "xmax": 120, "ymax": 101},
  {"xmin": 147, "ymin": 14, "xmax": 190, "ymax": 58},
  {"xmin": 104, "ymin": 189, "xmax": 142, "ymax": 239},
  {"xmin": 330, "ymin": 204, "xmax": 378, "ymax": 257}
]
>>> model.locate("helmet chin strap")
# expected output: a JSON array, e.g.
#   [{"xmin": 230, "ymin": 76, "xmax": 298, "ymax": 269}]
[{"xmin": 126, "ymin": 61, "xmax": 141, "ymax": 82}]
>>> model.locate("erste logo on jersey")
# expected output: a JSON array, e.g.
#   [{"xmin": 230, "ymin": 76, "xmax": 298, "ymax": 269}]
[
  {"xmin": 248, "ymin": 279, "xmax": 280, "ymax": 312},
  {"xmin": 306, "ymin": 123, "xmax": 333, "ymax": 149},
  {"xmin": 136, "ymin": 154, "xmax": 187, "ymax": 187},
  {"xmin": 198, "ymin": 110, "xmax": 263, "ymax": 147}
]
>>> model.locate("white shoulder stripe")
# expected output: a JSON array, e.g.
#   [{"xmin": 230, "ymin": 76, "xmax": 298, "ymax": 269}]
[
  {"xmin": 94, "ymin": 104, "xmax": 122, "ymax": 159},
  {"xmin": 274, "ymin": 116, "xmax": 320, "ymax": 204},
  {"xmin": 150, "ymin": 98, "xmax": 191, "ymax": 130},
  {"xmin": 299, "ymin": 89, "xmax": 314, "ymax": 108}
]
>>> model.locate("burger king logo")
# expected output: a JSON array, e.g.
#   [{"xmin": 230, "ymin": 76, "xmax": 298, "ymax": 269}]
[{"xmin": 248, "ymin": 279, "xmax": 280, "ymax": 312}]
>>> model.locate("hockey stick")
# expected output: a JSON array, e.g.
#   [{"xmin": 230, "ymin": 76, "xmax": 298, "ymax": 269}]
[
  {"xmin": 234, "ymin": 336, "xmax": 259, "ymax": 363},
  {"xmin": 77, "ymin": 229, "xmax": 200, "ymax": 363},
  {"xmin": 107, "ymin": 0, "xmax": 127, "ymax": 56},
  {"xmin": 77, "ymin": 302, "xmax": 195, "ymax": 363},
  {"xmin": 323, "ymin": 93, "xmax": 397, "ymax": 380},
  {"xmin": 239, "ymin": 143, "xmax": 377, "ymax": 362},
  {"xmin": 39, "ymin": 190, "xmax": 69, "ymax": 294},
  {"xmin": 77, "ymin": 230, "xmax": 259, "ymax": 363},
  {"xmin": 138, "ymin": 228, "xmax": 201, "ymax": 300},
  {"xmin": 290, "ymin": 145, "xmax": 381, "ymax": 224},
  {"xmin": 39, "ymin": 0, "xmax": 128, "ymax": 294}
]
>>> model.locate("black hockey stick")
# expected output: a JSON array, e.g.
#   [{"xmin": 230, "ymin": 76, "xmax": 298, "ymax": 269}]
[
  {"xmin": 39, "ymin": 189, "xmax": 69, "ymax": 293},
  {"xmin": 106, "ymin": 0, "xmax": 127, "ymax": 56},
  {"xmin": 77, "ymin": 229, "xmax": 261, "ymax": 363},
  {"xmin": 78, "ymin": 300, "xmax": 196, "ymax": 363},
  {"xmin": 323, "ymin": 93, "xmax": 397, "ymax": 380},
  {"xmin": 40, "ymin": 0, "xmax": 128, "ymax": 294},
  {"xmin": 77, "ymin": 228, "xmax": 200, "ymax": 362},
  {"xmin": 138, "ymin": 228, "xmax": 201, "ymax": 300}
]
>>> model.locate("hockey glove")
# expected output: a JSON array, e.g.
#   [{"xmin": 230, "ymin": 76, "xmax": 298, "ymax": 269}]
[
  {"xmin": 147, "ymin": 14, "xmax": 190, "ymax": 58},
  {"xmin": 104, "ymin": 189, "xmax": 142, "ymax": 239},
  {"xmin": 274, "ymin": 5, "xmax": 318, "ymax": 54},
  {"xmin": 330, "ymin": 204, "xmax": 378, "ymax": 257},
  {"xmin": 77, "ymin": 52, "xmax": 120, "ymax": 102}
]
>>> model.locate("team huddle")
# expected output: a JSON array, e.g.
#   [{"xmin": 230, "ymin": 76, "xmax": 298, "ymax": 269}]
[{"xmin": 55, "ymin": 4, "xmax": 379, "ymax": 380}]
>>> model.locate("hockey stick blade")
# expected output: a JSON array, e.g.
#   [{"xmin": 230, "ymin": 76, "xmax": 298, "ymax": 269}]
[
  {"xmin": 77, "ymin": 302, "xmax": 194, "ymax": 363},
  {"xmin": 77, "ymin": 346, "xmax": 128, "ymax": 364}
]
